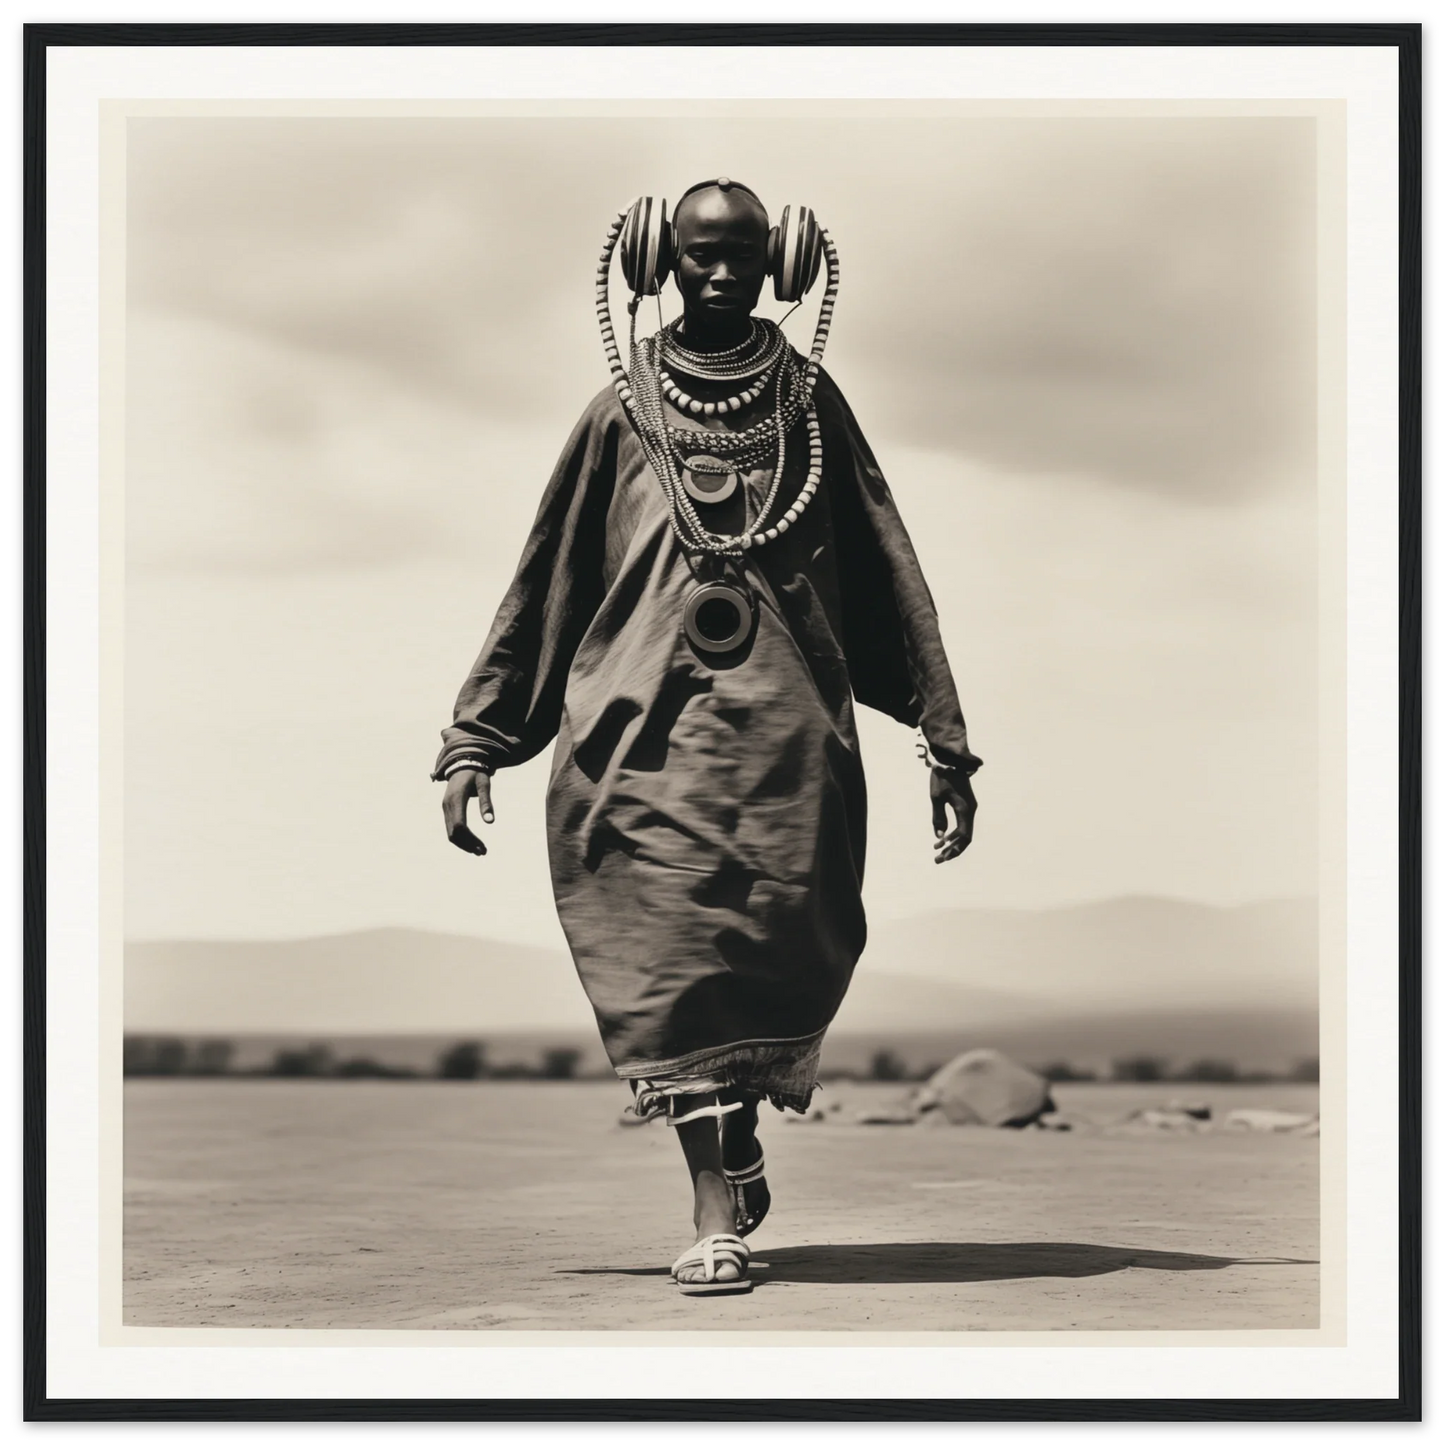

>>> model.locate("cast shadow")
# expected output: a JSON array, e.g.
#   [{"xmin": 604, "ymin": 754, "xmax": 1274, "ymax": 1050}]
[{"xmin": 560, "ymin": 1241, "xmax": 1318, "ymax": 1286}]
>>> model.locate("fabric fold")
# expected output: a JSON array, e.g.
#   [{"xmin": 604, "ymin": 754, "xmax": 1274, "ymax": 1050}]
[{"xmin": 434, "ymin": 366, "xmax": 979, "ymax": 1113}]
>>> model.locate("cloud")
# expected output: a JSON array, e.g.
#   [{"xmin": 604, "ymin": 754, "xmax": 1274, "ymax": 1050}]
[
  {"xmin": 850, "ymin": 120, "xmax": 1317, "ymax": 500},
  {"xmin": 125, "ymin": 307, "xmax": 567, "ymax": 574},
  {"xmin": 128, "ymin": 113, "xmax": 1317, "ymax": 523},
  {"xmin": 119, "ymin": 114, "xmax": 1321, "ymax": 938}
]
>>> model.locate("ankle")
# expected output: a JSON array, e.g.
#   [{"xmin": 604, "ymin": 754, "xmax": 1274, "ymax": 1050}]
[
  {"xmin": 721, "ymin": 1107, "xmax": 761, "ymax": 1170},
  {"xmin": 693, "ymin": 1174, "xmax": 733, "ymax": 1232}
]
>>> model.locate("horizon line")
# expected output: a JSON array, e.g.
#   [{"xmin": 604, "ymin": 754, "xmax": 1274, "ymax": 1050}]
[{"xmin": 124, "ymin": 892, "xmax": 1321, "ymax": 949}]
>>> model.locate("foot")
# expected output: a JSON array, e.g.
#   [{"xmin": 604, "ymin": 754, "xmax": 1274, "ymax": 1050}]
[
  {"xmin": 672, "ymin": 1232, "xmax": 751, "ymax": 1294},
  {"xmin": 678, "ymin": 1185, "xmax": 743, "ymax": 1285},
  {"xmin": 720, "ymin": 1099, "xmax": 771, "ymax": 1236}
]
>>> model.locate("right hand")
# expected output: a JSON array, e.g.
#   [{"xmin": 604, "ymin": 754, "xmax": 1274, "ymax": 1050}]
[{"xmin": 442, "ymin": 769, "xmax": 494, "ymax": 856}]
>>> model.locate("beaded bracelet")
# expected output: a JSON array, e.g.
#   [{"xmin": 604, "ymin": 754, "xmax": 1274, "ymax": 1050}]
[
  {"xmin": 441, "ymin": 757, "xmax": 492, "ymax": 779},
  {"xmin": 915, "ymin": 731, "xmax": 981, "ymax": 779}
]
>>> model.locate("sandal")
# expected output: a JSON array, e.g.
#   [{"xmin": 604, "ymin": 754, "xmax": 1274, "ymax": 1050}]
[
  {"xmin": 671, "ymin": 1233, "xmax": 753, "ymax": 1296},
  {"xmin": 663, "ymin": 1096, "xmax": 744, "ymax": 1127},
  {"xmin": 724, "ymin": 1147, "xmax": 770, "ymax": 1237}
]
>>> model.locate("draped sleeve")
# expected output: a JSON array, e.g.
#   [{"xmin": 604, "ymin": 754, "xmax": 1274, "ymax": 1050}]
[
  {"xmin": 430, "ymin": 388, "xmax": 621, "ymax": 780},
  {"xmin": 815, "ymin": 370, "xmax": 983, "ymax": 778}
]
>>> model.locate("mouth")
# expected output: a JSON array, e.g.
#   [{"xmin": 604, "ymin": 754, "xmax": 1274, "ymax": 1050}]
[{"xmin": 704, "ymin": 295, "xmax": 747, "ymax": 311}]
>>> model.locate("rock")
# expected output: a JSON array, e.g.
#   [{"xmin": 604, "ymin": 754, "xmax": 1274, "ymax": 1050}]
[
  {"xmin": 1223, "ymin": 1108, "xmax": 1318, "ymax": 1133},
  {"xmin": 1115, "ymin": 1107, "xmax": 1210, "ymax": 1132},
  {"xmin": 856, "ymin": 1109, "xmax": 918, "ymax": 1125},
  {"xmin": 1165, "ymin": 1098, "xmax": 1213, "ymax": 1121},
  {"xmin": 913, "ymin": 1049, "xmax": 1053, "ymax": 1127},
  {"xmin": 1044, "ymin": 1111, "xmax": 1099, "ymax": 1132}
]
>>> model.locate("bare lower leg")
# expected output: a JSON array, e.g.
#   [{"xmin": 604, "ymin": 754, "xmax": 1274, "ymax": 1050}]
[
  {"xmin": 720, "ymin": 1095, "xmax": 762, "ymax": 1171},
  {"xmin": 674, "ymin": 1104, "xmax": 741, "ymax": 1236},
  {"xmin": 719, "ymin": 1091, "xmax": 770, "ymax": 1233}
]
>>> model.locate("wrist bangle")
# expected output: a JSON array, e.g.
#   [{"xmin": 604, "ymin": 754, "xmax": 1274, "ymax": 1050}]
[
  {"xmin": 442, "ymin": 757, "xmax": 492, "ymax": 779},
  {"xmin": 915, "ymin": 730, "xmax": 980, "ymax": 778}
]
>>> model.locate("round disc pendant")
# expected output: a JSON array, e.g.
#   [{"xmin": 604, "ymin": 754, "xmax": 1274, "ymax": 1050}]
[
  {"xmin": 683, "ymin": 583, "xmax": 754, "ymax": 654},
  {"xmin": 681, "ymin": 454, "xmax": 739, "ymax": 504}
]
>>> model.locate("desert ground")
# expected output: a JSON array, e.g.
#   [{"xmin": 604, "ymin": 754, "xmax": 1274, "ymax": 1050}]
[{"xmin": 124, "ymin": 1079, "xmax": 1320, "ymax": 1333}]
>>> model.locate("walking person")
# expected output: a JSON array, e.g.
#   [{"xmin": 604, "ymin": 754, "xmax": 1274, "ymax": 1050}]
[{"xmin": 435, "ymin": 178, "xmax": 981, "ymax": 1296}]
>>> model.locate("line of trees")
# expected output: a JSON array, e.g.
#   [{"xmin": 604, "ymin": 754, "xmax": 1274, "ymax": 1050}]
[
  {"xmin": 1097, "ymin": 1055, "xmax": 1320, "ymax": 1085},
  {"xmin": 122, "ymin": 1036, "xmax": 589, "ymax": 1081},
  {"xmin": 124, "ymin": 1037, "xmax": 1322, "ymax": 1087},
  {"xmin": 814, "ymin": 1049, "xmax": 1321, "ymax": 1086}
]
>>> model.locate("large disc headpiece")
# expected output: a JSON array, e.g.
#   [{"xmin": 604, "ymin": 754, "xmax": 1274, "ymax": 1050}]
[
  {"xmin": 618, "ymin": 195, "xmax": 673, "ymax": 298},
  {"xmin": 767, "ymin": 204, "xmax": 824, "ymax": 303}
]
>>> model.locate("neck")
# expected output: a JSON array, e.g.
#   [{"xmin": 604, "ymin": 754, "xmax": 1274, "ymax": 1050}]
[{"xmin": 676, "ymin": 309, "xmax": 754, "ymax": 350}]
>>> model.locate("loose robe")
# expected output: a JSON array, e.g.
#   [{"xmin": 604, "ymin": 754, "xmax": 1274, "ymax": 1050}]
[{"xmin": 432, "ymin": 366, "xmax": 980, "ymax": 1114}]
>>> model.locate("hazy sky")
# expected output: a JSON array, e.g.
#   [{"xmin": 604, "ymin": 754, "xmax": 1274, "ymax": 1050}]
[{"xmin": 124, "ymin": 113, "xmax": 1319, "ymax": 948}]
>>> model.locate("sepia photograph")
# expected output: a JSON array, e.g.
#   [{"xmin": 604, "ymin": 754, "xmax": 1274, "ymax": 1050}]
[{"xmin": 119, "ymin": 105, "xmax": 1327, "ymax": 1333}]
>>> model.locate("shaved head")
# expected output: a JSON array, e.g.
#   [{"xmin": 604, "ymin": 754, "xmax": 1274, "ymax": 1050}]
[{"xmin": 672, "ymin": 180, "xmax": 769, "ymax": 244}]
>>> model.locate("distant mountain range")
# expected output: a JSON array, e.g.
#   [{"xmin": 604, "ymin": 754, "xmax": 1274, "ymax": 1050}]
[
  {"xmin": 126, "ymin": 897, "xmax": 1317, "ymax": 1070},
  {"xmin": 839, "ymin": 895, "xmax": 1316, "ymax": 1025}
]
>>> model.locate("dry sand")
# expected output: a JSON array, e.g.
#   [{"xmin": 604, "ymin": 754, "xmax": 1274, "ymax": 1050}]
[{"xmin": 124, "ymin": 1079, "xmax": 1319, "ymax": 1333}]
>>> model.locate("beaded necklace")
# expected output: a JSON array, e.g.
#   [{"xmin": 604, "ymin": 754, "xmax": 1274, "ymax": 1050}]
[
  {"xmin": 594, "ymin": 205, "xmax": 840, "ymax": 560},
  {"xmin": 658, "ymin": 363, "xmax": 775, "ymax": 417},
  {"xmin": 661, "ymin": 317, "xmax": 786, "ymax": 380},
  {"xmin": 657, "ymin": 318, "xmax": 785, "ymax": 414},
  {"xmin": 660, "ymin": 317, "xmax": 762, "ymax": 369},
  {"xmin": 664, "ymin": 388, "xmax": 807, "ymax": 460}
]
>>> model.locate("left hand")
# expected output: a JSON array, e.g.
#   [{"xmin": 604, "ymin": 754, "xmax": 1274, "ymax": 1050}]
[{"xmin": 930, "ymin": 768, "xmax": 977, "ymax": 864}]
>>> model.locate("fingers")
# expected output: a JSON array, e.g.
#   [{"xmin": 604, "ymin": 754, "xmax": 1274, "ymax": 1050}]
[
  {"xmin": 442, "ymin": 773, "xmax": 489, "ymax": 856},
  {"xmin": 932, "ymin": 796, "xmax": 977, "ymax": 864},
  {"xmin": 929, "ymin": 768, "xmax": 977, "ymax": 861},
  {"xmin": 442, "ymin": 809, "xmax": 488, "ymax": 849},
  {"xmin": 475, "ymin": 770, "xmax": 495, "ymax": 825},
  {"xmin": 448, "ymin": 823, "xmax": 488, "ymax": 856}
]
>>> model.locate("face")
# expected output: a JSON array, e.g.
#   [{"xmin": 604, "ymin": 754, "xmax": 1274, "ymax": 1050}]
[{"xmin": 671, "ymin": 188, "xmax": 769, "ymax": 325}]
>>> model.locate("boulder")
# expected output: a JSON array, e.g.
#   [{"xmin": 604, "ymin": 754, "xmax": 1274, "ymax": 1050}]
[
  {"xmin": 856, "ymin": 1108, "xmax": 918, "ymax": 1125},
  {"xmin": 1114, "ymin": 1107, "xmax": 1210, "ymax": 1132},
  {"xmin": 913, "ymin": 1049, "xmax": 1054, "ymax": 1127},
  {"xmin": 1165, "ymin": 1099, "xmax": 1213, "ymax": 1121},
  {"xmin": 1223, "ymin": 1108, "xmax": 1318, "ymax": 1134}
]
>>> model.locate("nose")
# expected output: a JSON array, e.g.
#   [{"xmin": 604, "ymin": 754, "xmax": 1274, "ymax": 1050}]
[{"xmin": 710, "ymin": 259, "xmax": 735, "ymax": 284}]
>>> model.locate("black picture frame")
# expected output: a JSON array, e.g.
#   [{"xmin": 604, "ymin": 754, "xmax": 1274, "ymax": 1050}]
[{"xmin": 22, "ymin": 20, "xmax": 1422, "ymax": 1423}]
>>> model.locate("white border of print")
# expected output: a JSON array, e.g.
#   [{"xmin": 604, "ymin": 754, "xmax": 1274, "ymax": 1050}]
[{"xmin": 43, "ymin": 36, "xmax": 1399, "ymax": 1403}]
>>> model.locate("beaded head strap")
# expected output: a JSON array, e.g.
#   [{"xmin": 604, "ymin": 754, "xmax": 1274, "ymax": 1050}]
[{"xmin": 675, "ymin": 175, "xmax": 764, "ymax": 207}]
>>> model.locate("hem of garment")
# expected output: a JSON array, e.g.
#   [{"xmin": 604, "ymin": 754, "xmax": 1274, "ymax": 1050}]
[{"xmin": 621, "ymin": 1030, "xmax": 826, "ymax": 1117}]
